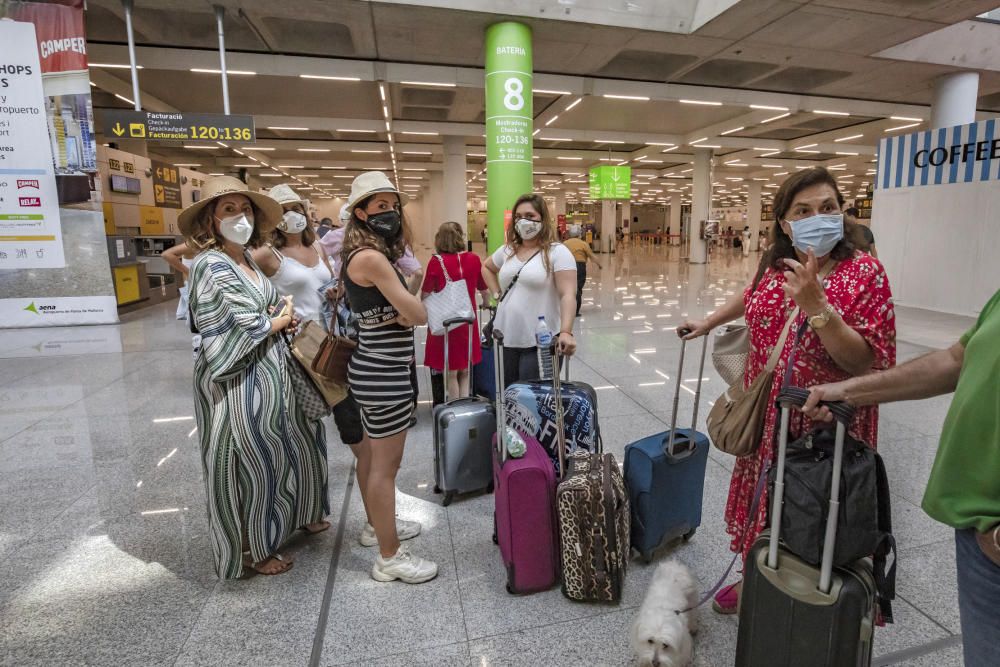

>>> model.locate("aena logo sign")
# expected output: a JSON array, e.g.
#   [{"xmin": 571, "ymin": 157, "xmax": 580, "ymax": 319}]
[{"xmin": 23, "ymin": 302, "xmax": 56, "ymax": 315}]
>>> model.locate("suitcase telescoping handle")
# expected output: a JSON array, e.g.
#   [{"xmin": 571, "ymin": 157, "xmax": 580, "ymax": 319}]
[
  {"xmin": 770, "ymin": 387, "xmax": 856, "ymax": 594},
  {"xmin": 666, "ymin": 329, "xmax": 709, "ymax": 457},
  {"xmin": 552, "ymin": 343, "xmax": 568, "ymax": 480},
  {"xmin": 441, "ymin": 315, "xmax": 477, "ymax": 404},
  {"xmin": 492, "ymin": 328, "xmax": 508, "ymax": 463}
]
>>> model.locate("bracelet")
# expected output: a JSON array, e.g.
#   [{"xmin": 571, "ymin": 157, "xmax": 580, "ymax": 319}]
[{"xmin": 559, "ymin": 331, "xmax": 574, "ymax": 337}]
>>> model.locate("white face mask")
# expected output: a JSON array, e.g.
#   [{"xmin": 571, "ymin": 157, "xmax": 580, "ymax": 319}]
[
  {"xmin": 280, "ymin": 210, "xmax": 308, "ymax": 233},
  {"xmin": 218, "ymin": 212, "xmax": 254, "ymax": 246},
  {"xmin": 515, "ymin": 217, "xmax": 542, "ymax": 240}
]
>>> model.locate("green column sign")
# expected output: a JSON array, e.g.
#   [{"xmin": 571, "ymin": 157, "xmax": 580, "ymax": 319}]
[
  {"xmin": 589, "ymin": 165, "xmax": 631, "ymax": 199},
  {"xmin": 485, "ymin": 22, "xmax": 533, "ymax": 253}
]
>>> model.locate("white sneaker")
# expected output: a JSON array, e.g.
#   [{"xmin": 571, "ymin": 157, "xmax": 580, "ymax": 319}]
[
  {"xmin": 371, "ymin": 546, "xmax": 438, "ymax": 584},
  {"xmin": 359, "ymin": 518, "xmax": 421, "ymax": 547}
]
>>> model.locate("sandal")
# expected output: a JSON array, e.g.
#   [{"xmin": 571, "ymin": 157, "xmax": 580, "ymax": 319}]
[
  {"xmin": 712, "ymin": 581, "xmax": 741, "ymax": 615},
  {"xmin": 242, "ymin": 552, "xmax": 293, "ymax": 576},
  {"xmin": 302, "ymin": 520, "xmax": 331, "ymax": 535}
]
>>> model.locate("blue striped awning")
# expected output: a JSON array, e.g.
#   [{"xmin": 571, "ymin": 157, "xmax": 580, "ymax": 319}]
[{"xmin": 876, "ymin": 118, "xmax": 1000, "ymax": 190}]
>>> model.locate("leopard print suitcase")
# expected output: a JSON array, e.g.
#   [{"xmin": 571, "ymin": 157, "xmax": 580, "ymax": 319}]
[{"xmin": 556, "ymin": 449, "xmax": 630, "ymax": 603}]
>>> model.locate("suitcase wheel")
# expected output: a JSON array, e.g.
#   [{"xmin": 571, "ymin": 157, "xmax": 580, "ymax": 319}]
[
  {"xmin": 505, "ymin": 583, "xmax": 514, "ymax": 594},
  {"xmin": 492, "ymin": 532, "xmax": 498, "ymax": 544},
  {"xmin": 442, "ymin": 491, "xmax": 455, "ymax": 507},
  {"xmin": 486, "ymin": 481, "xmax": 494, "ymax": 494},
  {"xmin": 433, "ymin": 485, "xmax": 442, "ymax": 494},
  {"xmin": 683, "ymin": 528, "xmax": 697, "ymax": 541}
]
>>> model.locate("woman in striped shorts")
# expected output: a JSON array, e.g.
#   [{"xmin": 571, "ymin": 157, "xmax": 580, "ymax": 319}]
[{"xmin": 340, "ymin": 172, "xmax": 438, "ymax": 584}]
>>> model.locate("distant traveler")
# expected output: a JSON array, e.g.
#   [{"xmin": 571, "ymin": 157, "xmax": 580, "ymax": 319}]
[
  {"xmin": 316, "ymin": 216, "xmax": 335, "ymax": 239},
  {"xmin": 679, "ymin": 167, "xmax": 896, "ymax": 614},
  {"xmin": 162, "ymin": 241, "xmax": 202, "ymax": 358},
  {"xmin": 801, "ymin": 287, "xmax": 1000, "ymax": 667},
  {"xmin": 741, "ymin": 225, "xmax": 752, "ymax": 257},
  {"xmin": 844, "ymin": 207, "xmax": 876, "ymax": 258},
  {"xmin": 421, "ymin": 221, "xmax": 490, "ymax": 398},
  {"xmin": 562, "ymin": 226, "xmax": 603, "ymax": 316},
  {"xmin": 482, "ymin": 193, "xmax": 577, "ymax": 386},
  {"xmin": 341, "ymin": 171, "xmax": 437, "ymax": 584},
  {"xmin": 180, "ymin": 176, "xmax": 329, "ymax": 578}
]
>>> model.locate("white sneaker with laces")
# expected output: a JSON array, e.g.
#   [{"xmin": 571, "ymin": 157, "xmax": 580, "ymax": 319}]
[
  {"xmin": 371, "ymin": 546, "xmax": 438, "ymax": 584},
  {"xmin": 359, "ymin": 518, "xmax": 421, "ymax": 547}
]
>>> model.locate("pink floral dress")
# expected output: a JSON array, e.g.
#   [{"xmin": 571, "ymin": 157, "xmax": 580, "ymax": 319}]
[{"xmin": 726, "ymin": 251, "xmax": 896, "ymax": 562}]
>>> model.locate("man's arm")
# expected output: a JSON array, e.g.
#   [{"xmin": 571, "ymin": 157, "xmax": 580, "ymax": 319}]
[{"xmin": 803, "ymin": 341, "xmax": 965, "ymax": 420}]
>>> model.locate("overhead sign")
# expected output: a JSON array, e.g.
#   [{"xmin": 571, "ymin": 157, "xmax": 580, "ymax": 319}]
[
  {"xmin": 0, "ymin": 20, "xmax": 66, "ymax": 269},
  {"xmin": 151, "ymin": 160, "xmax": 181, "ymax": 208},
  {"xmin": 589, "ymin": 165, "xmax": 631, "ymax": 200},
  {"xmin": 103, "ymin": 110, "xmax": 255, "ymax": 143},
  {"xmin": 877, "ymin": 117, "xmax": 1000, "ymax": 190}
]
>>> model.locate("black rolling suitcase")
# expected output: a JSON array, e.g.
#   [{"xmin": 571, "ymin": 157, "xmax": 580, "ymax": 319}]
[{"xmin": 736, "ymin": 389, "xmax": 876, "ymax": 667}]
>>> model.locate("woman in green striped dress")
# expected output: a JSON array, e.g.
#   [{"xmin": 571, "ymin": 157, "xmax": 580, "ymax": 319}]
[{"xmin": 180, "ymin": 176, "xmax": 330, "ymax": 579}]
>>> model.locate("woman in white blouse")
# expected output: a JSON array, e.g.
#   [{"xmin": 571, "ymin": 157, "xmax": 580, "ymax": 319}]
[{"xmin": 482, "ymin": 193, "xmax": 578, "ymax": 386}]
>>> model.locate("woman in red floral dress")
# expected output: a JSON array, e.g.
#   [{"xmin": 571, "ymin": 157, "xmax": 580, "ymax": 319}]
[{"xmin": 681, "ymin": 167, "xmax": 896, "ymax": 614}]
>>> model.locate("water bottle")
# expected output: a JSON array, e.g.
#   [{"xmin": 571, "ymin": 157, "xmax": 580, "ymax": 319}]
[
  {"xmin": 535, "ymin": 316, "xmax": 554, "ymax": 380},
  {"xmin": 503, "ymin": 425, "xmax": 527, "ymax": 459}
]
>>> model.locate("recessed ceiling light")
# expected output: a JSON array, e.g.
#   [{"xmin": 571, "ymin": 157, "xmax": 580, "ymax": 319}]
[
  {"xmin": 299, "ymin": 74, "xmax": 361, "ymax": 81},
  {"xmin": 720, "ymin": 126, "xmax": 744, "ymax": 135},
  {"xmin": 277, "ymin": 164, "xmax": 304, "ymax": 168},
  {"xmin": 183, "ymin": 145, "xmax": 216, "ymax": 149},
  {"xmin": 834, "ymin": 134, "xmax": 864, "ymax": 143},
  {"xmin": 603, "ymin": 94, "xmax": 650, "ymax": 101},
  {"xmin": 534, "ymin": 89, "xmax": 572, "ymax": 95},
  {"xmin": 191, "ymin": 68, "xmax": 256, "ymax": 75},
  {"xmin": 400, "ymin": 131, "xmax": 439, "ymax": 136},
  {"xmin": 351, "ymin": 149, "xmax": 384, "ymax": 153},
  {"xmin": 298, "ymin": 148, "xmax": 330, "ymax": 152},
  {"xmin": 890, "ymin": 116, "xmax": 921, "ymax": 122},
  {"xmin": 558, "ymin": 156, "xmax": 583, "ymax": 160},
  {"xmin": 885, "ymin": 122, "xmax": 920, "ymax": 133},
  {"xmin": 689, "ymin": 138, "xmax": 708, "ymax": 145},
  {"xmin": 760, "ymin": 113, "xmax": 791, "ymax": 124},
  {"xmin": 400, "ymin": 80, "xmax": 455, "ymax": 88},
  {"xmin": 595, "ymin": 139, "xmax": 625, "ymax": 144},
  {"xmin": 173, "ymin": 163, "xmax": 201, "ymax": 167},
  {"xmin": 403, "ymin": 151, "xmax": 432, "ymax": 155},
  {"xmin": 267, "ymin": 127, "xmax": 309, "ymax": 131},
  {"xmin": 680, "ymin": 99, "xmax": 722, "ymax": 106},
  {"xmin": 813, "ymin": 110, "xmax": 849, "ymax": 116}
]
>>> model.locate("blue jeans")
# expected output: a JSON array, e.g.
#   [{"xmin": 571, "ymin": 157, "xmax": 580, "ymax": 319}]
[{"xmin": 956, "ymin": 528, "xmax": 1000, "ymax": 667}]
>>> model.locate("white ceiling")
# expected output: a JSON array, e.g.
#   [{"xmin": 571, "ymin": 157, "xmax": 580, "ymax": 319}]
[{"xmin": 83, "ymin": 0, "xmax": 1000, "ymax": 207}]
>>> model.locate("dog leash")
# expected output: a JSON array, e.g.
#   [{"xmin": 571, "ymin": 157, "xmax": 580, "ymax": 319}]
[{"xmin": 674, "ymin": 463, "xmax": 770, "ymax": 615}]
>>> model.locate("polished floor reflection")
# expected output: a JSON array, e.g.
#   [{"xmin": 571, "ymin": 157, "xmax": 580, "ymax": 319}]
[{"xmin": 0, "ymin": 244, "xmax": 972, "ymax": 666}]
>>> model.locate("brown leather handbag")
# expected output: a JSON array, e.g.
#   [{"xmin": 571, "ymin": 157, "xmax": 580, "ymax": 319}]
[
  {"xmin": 311, "ymin": 284, "xmax": 357, "ymax": 384},
  {"xmin": 706, "ymin": 305, "xmax": 798, "ymax": 457}
]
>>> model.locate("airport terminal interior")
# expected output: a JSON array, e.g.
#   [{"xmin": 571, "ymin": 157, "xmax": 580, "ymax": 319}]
[{"xmin": 2, "ymin": 1, "xmax": 1000, "ymax": 665}]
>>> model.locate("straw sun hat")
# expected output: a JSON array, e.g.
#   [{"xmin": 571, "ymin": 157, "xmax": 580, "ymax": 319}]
[
  {"xmin": 178, "ymin": 175, "xmax": 283, "ymax": 236},
  {"xmin": 345, "ymin": 171, "xmax": 408, "ymax": 213}
]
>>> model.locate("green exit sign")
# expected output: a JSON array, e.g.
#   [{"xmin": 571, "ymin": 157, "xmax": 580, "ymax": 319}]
[{"xmin": 589, "ymin": 165, "xmax": 631, "ymax": 200}]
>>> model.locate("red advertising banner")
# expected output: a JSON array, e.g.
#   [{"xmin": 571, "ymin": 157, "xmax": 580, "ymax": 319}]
[
  {"xmin": 557, "ymin": 214, "xmax": 567, "ymax": 237},
  {"xmin": 3, "ymin": 0, "xmax": 88, "ymax": 74}
]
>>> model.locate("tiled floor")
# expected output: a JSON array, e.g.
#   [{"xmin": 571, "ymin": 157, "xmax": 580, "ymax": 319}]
[{"xmin": 0, "ymin": 245, "xmax": 974, "ymax": 666}]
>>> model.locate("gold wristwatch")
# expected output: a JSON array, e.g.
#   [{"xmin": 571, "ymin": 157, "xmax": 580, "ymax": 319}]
[{"xmin": 808, "ymin": 304, "xmax": 836, "ymax": 330}]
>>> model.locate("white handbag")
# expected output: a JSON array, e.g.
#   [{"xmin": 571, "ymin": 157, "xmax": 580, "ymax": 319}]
[{"xmin": 424, "ymin": 253, "xmax": 474, "ymax": 335}]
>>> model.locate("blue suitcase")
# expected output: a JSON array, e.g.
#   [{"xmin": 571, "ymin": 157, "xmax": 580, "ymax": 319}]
[
  {"xmin": 472, "ymin": 306, "xmax": 497, "ymax": 401},
  {"xmin": 624, "ymin": 334, "xmax": 710, "ymax": 562}
]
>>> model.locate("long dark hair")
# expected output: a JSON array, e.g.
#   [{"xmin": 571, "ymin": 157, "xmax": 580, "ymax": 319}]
[
  {"xmin": 764, "ymin": 167, "xmax": 858, "ymax": 271},
  {"xmin": 506, "ymin": 193, "xmax": 556, "ymax": 273},
  {"xmin": 340, "ymin": 193, "xmax": 412, "ymax": 270}
]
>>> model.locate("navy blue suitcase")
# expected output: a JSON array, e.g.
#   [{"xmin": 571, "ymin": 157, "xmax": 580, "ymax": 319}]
[
  {"xmin": 472, "ymin": 306, "xmax": 497, "ymax": 401},
  {"xmin": 624, "ymin": 334, "xmax": 710, "ymax": 562}
]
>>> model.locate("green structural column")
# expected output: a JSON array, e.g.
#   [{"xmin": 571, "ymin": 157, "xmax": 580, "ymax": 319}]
[{"xmin": 485, "ymin": 22, "xmax": 533, "ymax": 254}]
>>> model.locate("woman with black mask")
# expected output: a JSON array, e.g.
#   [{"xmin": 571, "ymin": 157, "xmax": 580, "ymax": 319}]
[{"xmin": 340, "ymin": 172, "xmax": 437, "ymax": 585}]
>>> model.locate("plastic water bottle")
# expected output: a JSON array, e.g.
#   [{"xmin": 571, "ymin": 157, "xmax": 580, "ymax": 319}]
[
  {"xmin": 535, "ymin": 316, "xmax": 554, "ymax": 380},
  {"xmin": 503, "ymin": 426, "xmax": 527, "ymax": 458}
]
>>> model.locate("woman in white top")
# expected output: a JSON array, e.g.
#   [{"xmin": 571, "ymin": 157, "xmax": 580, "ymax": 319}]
[
  {"xmin": 251, "ymin": 184, "xmax": 333, "ymax": 324},
  {"xmin": 483, "ymin": 193, "xmax": 578, "ymax": 387}
]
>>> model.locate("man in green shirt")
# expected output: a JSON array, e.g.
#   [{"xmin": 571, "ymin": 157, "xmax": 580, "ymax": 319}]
[{"xmin": 803, "ymin": 288, "xmax": 1000, "ymax": 667}]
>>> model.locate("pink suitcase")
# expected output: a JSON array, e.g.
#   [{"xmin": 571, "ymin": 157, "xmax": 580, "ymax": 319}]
[{"xmin": 491, "ymin": 330, "xmax": 559, "ymax": 594}]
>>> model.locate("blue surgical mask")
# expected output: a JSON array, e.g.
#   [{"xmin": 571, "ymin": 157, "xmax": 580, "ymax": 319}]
[{"xmin": 787, "ymin": 213, "xmax": 844, "ymax": 257}]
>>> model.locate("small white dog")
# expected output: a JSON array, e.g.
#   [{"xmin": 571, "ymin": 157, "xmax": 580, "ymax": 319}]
[{"xmin": 630, "ymin": 559, "xmax": 700, "ymax": 667}]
